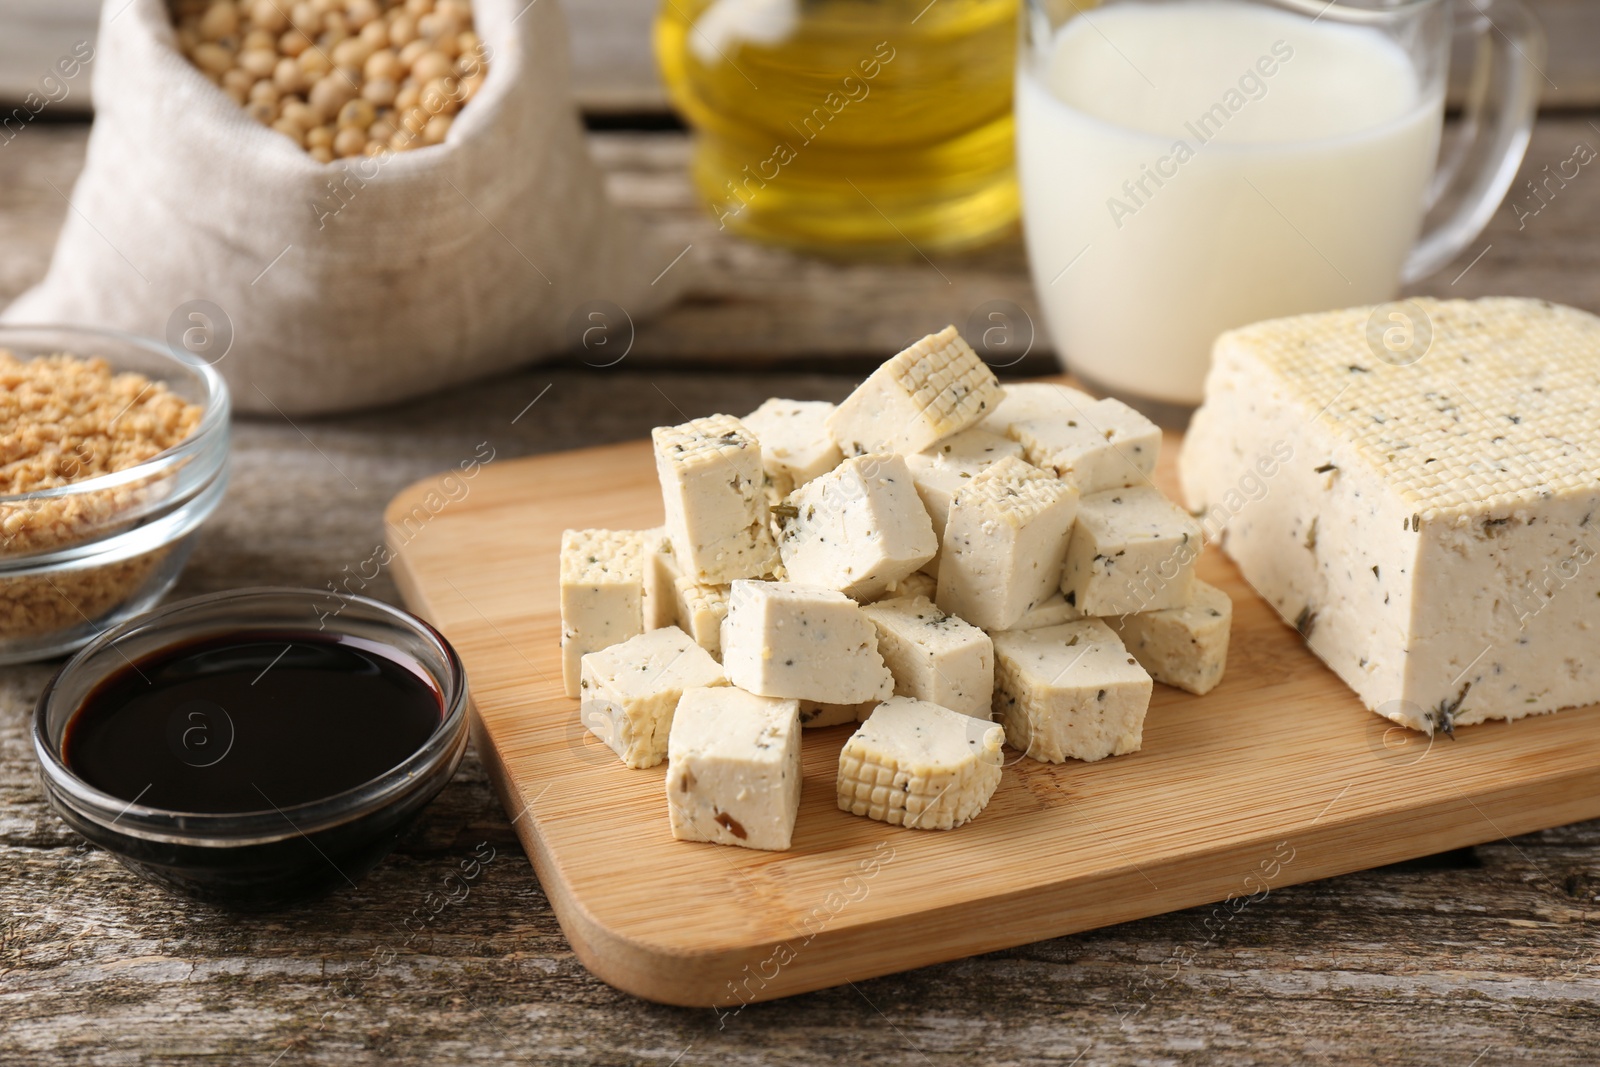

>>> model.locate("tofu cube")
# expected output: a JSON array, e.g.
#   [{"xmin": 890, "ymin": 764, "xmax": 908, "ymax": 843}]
[
  {"xmin": 652, "ymin": 414, "xmax": 779, "ymax": 584},
  {"xmin": 905, "ymin": 427, "xmax": 1024, "ymax": 575},
  {"xmin": 937, "ymin": 455, "xmax": 1080, "ymax": 630},
  {"xmin": 776, "ymin": 453, "xmax": 937, "ymax": 600},
  {"xmin": 860, "ymin": 596, "xmax": 994, "ymax": 718},
  {"xmin": 720, "ymin": 580, "xmax": 894, "ymax": 705},
  {"xmin": 666, "ymin": 686, "xmax": 802, "ymax": 851},
  {"xmin": 741, "ymin": 398, "xmax": 842, "ymax": 499},
  {"xmin": 1109, "ymin": 579, "xmax": 1232, "ymax": 695},
  {"xmin": 991, "ymin": 620, "xmax": 1152, "ymax": 763},
  {"xmin": 991, "ymin": 590, "xmax": 1083, "ymax": 632},
  {"xmin": 641, "ymin": 527, "xmax": 680, "ymax": 631},
  {"xmin": 672, "ymin": 576, "xmax": 729, "ymax": 658},
  {"xmin": 579, "ymin": 627, "xmax": 729, "ymax": 768},
  {"xmin": 798, "ymin": 699, "xmax": 878, "ymax": 727},
  {"xmin": 826, "ymin": 326, "xmax": 1005, "ymax": 456},
  {"xmin": 559, "ymin": 528, "xmax": 644, "ymax": 698},
  {"xmin": 1061, "ymin": 487, "xmax": 1202, "ymax": 616},
  {"xmin": 836, "ymin": 697, "xmax": 1004, "ymax": 830},
  {"xmin": 1010, "ymin": 397, "xmax": 1162, "ymax": 495},
  {"xmin": 978, "ymin": 381, "xmax": 1098, "ymax": 436}
]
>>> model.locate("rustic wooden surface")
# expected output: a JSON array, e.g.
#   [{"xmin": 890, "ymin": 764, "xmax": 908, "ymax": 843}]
[{"xmin": 2, "ymin": 115, "xmax": 1599, "ymax": 1062}]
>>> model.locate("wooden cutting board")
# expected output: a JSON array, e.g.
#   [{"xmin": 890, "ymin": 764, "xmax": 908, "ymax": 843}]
[{"xmin": 386, "ymin": 419, "xmax": 1600, "ymax": 1007}]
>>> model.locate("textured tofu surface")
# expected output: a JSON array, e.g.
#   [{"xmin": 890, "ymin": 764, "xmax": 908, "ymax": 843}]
[
  {"xmin": 978, "ymin": 381, "xmax": 1097, "ymax": 437},
  {"xmin": 559, "ymin": 528, "xmax": 645, "ymax": 698},
  {"xmin": 1061, "ymin": 487, "xmax": 1201, "ymax": 616},
  {"xmin": 991, "ymin": 619, "xmax": 1152, "ymax": 762},
  {"xmin": 905, "ymin": 427, "xmax": 1024, "ymax": 574},
  {"xmin": 719, "ymin": 580, "xmax": 895, "ymax": 705},
  {"xmin": 741, "ymin": 398, "xmax": 842, "ymax": 499},
  {"xmin": 672, "ymin": 576, "xmax": 729, "ymax": 658},
  {"xmin": 1180, "ymin": 297, "xmax": 1600, "ymax": 732},
  {"xmin": 937, "ymin": 455, "xmax": 1080, "ymax": 630},
  {"xmin": 641, "ymin": 527, "xmax": 680, "ymax": 631},
  {"xmin": 579, "ymin": 626, "xmax": 729, "ymax": 768},
  {"xmin": 1110, "ymin": 580, "xmax": 1233, "ymax": 696},
  {"xmin": 1010, "ymin": 397, "xmax": 1161, "ymax": 495},
  {"xmin": 860, "ymin": 595, "xmax": 995, "ymax": 718},
  {"xmin": 837, "ymin": 697, "xmax": 1004, "ymax": 830},
  {"xmin": 652, "ymin": 414, "xmax": 779, "ymax": 584},
  {"xmin": 826, "ymin": 326, "xmax": 1005, "ymax": 457},
  {"xmin": 777, "ymin": 453, "xmax": 937, "ymax": 600},
  {"xmin": 666, "ymin": 687, "xmax": 802, "ymax": 851}
]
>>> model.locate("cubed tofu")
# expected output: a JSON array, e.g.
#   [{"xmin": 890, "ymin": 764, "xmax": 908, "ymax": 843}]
[
  {"xmin": 798, "ymin": 699, "xmax": 878, "ymax": 727},
  {"xmin": 720, "ymin": 580, "xmax": 895, "ymax": 705},
  {"xmin": 666, "ymin": 686, "xmax": 802, "ymax": 851},
  {"xmin": 1061, "ymin": 487, "xmax": 1202, "ymax": 616},
  {"xmin": 559, "ymin": 528, "xmax": 645, "ymax": 698},
  {"xmin": 904, "ymin": 427, "xmax": 1024, "ymax": 575},
  {"xmin": 579, "ymin": 626, "xmax": 729, "ymax": 768},
  {"xmin": 1010, "ymin": 397, "xmax": 1161, "ymax": 494},
  {"xmin": 937, "ymin": 455, "xmax": 1080, "ymax": 630},
  {"xmin": 978, "ymin": 381, "xmax": 1098, "ymax": 436},
  {"xmin": 860, "ymin": 595, "xmax": 994, "ymax": 718},
  {"xmin": 993, "ymin": 591, "xmax": 1083, "ymax": 632},
  {"xmin": 836, "ymin": 697, "xmax": 1004, "ymax": 830},
  {"xmin": 826, "ymin": 326, "xmax": 1005, "ymax": 456},
  {"xmin": 652, "ymin": 413, "xmax": 779, "ymax": 584},
  {"xmin": 641, "ymin": 527, "xmax": 680, "ymax": 631},
  {"xmin": 673, "ymin": 576, "xmax": 729, "ymax": 658},
  {"xmin": 776, "ymin": 453, "xmax": 937, "ymax": 600},
  {"xmin": 1109, "ymin": 580, "xmax": 1232, "ymax": 695},
  {"xmin": 741, "ymin": 398, "xmax": 842, "ymax": 499},
  {"xmin": 991, "ymin": 619, "xmax": 1152, "ymax": 763}
]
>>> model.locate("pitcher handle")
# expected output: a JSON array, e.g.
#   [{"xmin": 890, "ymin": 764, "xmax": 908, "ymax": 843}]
[{"xmin": 1403, "ymin": 0, "xmax": 1545, "ymax": 283}]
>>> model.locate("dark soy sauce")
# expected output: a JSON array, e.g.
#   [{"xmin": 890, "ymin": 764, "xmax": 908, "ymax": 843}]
[{"xmin": 63, "ymin": 633, "xmax": 443, "ymax": 814}]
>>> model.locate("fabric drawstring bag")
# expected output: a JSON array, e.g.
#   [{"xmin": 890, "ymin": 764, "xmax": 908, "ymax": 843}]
[{"xmin": 4, "ymin": 0, "xmax": 683, "ymax": 415}]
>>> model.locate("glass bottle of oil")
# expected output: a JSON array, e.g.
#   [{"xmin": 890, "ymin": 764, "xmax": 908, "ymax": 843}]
[{"xmin": 655, "ymin": 0, "xmax": 1019, "ymax": 255}]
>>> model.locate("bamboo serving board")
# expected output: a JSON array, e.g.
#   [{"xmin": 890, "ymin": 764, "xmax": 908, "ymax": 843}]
[{"xmin": 386, "ymin": 418, "xmax": 1600, "ymax": 1007}]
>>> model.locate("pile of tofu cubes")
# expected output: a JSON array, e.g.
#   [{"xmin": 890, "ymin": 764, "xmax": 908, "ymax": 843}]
[{"xmin": 559, "ymin": 327, "xmax": 1231, "ymax": 852}]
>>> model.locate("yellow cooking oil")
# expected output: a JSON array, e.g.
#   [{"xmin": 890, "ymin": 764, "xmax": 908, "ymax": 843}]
[{"xmin": 655, "ymin": 0, "xmax": 1020, "ymax": 255}]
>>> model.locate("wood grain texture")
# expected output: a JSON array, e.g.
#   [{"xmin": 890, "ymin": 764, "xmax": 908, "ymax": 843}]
[
  {"xmin": 384, "ymin": 421, "xmax": 1600, "ymax": 1006},
  {"xmin": 2, "ymin": 122, "xmax": 1600, "ymax": 1063}
]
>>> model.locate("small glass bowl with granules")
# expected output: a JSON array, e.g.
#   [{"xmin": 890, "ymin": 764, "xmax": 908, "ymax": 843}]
[{"xmin": 0, "ymin": 325, "xmax": 229, "ymax": 664}]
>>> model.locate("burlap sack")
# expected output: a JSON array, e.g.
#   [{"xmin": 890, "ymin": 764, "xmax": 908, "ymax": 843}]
[{"xmin": 4, "ymin": 0, "xmax": 682, "ymax": 414}]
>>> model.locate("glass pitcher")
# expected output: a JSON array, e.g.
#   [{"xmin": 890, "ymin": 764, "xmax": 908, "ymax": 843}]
[{"xmin": 656, "ymin": 0, "xmax": 1020, "ymax": 254}]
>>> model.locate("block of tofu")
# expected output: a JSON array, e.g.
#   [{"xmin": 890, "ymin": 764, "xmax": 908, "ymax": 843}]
[
  {"xmin": 1181, "ymin": 297, "xmax": 1600, "ymax": 734},
  {"xmin": 776, "ymin": 453, "xmax": 937, "ymax": 600},
  {"xmin": 836, "ymin": 697, "xmax": 1004, "ymax": 830},
  {"xmin": 672, "ymin": 576, "xmax": 729, "ymax": 658},
  {"xmin": 904, "ymin": 427, "xmax": 1024, "ymax": 574},
  {"xmin": 666, "ymin": 687, "xmax": 802, "ymax": 851},
  {"xmin": 860, "ymin": 596, "xmax": 995, "ymax": 718},
  {"xmin": 579, "ymin": 627, "xmax": 729, "ymax": 768},
  {"xmin": 875, "ymin": 570, "xmax": 937, "ymax": 603},
  {"xmin": 1109, "ymin": 580, "xmax": 1232, "ymax": 696},
  {"xmin": 1010, "ymin": 397, "xmax": 1162, "ymax": 494},
  {"xmin": 798, "ymin": 699, "xmax": 878, "ymax": 727},
  {"xmin": 652, "ymin": 414, "xmax": 779, "ymax": 584},
  {"xmin": 978, "ymin": 381, "xmax": 1098, "ymax": 436},
  {"xmin": 1061, "ymin": 487, "xmax": 1201, "ymax": 616},
  {"xmin": 826, "ymin": 326, "xmax": 1005, "ymax": 456},
  {"xmin": 720, "ymin": 580, "xmax": 895, "ymax": 705},
  {"xmin": 559, "ymin": 528, "xmax": 645, "ymax": 698},
  {"xmin": 993, "ymin": 590, "xmax": 1083, "ymax": 632},
  {"xmin": 937, "ymin": 455, "xmax": 1080, "ymax": 630},
  {"xmin": 741, "ymin": 398, "xmax": 842, "ymax": 499},
  {"xmin": 991, "ymin": 619, "xmax": 1152, "ymax": 762},
  {"xmin": 641, "ymin": 527, "xmax": 680, "ymax": 631}
]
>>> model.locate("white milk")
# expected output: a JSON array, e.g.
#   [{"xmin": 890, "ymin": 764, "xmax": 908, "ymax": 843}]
[{"xmin": 1018, "ymin": 0, "xmax": 1444, "ymax": 405}]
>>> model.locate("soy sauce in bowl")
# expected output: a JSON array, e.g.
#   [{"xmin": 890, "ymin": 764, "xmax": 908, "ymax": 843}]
[{"xmin": 35, "ymin": 588, "xmax": 470, "ymax": 910}]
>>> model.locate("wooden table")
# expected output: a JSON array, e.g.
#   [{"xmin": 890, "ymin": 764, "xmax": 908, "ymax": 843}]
[{"xmin": 5, "ymin": 48, "xmax": 1600, "ymax": 1067}]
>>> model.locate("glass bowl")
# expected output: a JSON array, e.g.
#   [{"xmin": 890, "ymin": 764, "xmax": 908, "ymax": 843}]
[
  {"xmin": 33, "ymin": 588, "xmax": 471, "ymax": 910},
  {"xmin": 0, "ymin": 325, "xmax": 230, "ymax": 664}
]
